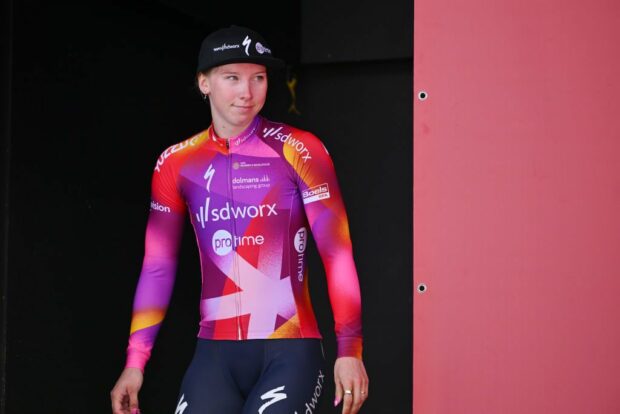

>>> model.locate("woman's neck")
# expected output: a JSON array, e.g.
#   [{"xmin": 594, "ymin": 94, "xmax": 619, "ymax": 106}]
[{"xmin": 212, "ymin": 118, "xmax": 255, "ymax": 140}]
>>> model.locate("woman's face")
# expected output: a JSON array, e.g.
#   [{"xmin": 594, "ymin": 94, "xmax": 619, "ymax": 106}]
[{"xmin": 198, "ymin": 63, "xmax": 268, "ymax": 136}]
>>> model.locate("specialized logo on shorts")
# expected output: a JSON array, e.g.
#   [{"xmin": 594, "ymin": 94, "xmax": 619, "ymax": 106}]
[
  {"xmin": 196, "ymin": 198, "xmax": 278, "ymax": 229},
  {"xmin": 212, "ymin": 229, "xmax": 265, "ymax": 256},
  {"xmin": 150, "ymin": 200, "xmax": 171, "ymax": 213},
  {"xmin": 294, "ymin": 370, "xmax": 325, "ymax": 414},
  {"xmin": 258, "ymin": 386, "xmax": 287, "ymax": 414},
  {"xmin": 302, "ymin": 184, "xmax": 330, "ymax": 204},
  {"xmin": 263, "ymin": 126, "xmax": 312, "ymax": 162},
  {"xmin": 175, "ymin": 394, "xmax": 188, "ymax": 414}
]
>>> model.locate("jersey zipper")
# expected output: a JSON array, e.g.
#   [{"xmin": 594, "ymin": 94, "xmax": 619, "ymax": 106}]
[{"xmin": 226, "ymin": 139, "xmax": 243, "ymax": 340}]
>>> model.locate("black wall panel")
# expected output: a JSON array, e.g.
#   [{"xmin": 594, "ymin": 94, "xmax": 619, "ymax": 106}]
[{"xmin": 301, "ymin": 0, "xmax": 413, "ymax": 63}]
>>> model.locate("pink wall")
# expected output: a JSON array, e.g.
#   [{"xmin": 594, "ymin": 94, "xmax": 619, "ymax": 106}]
[{"xmin": 413, "ymin": 0, "xmax": 620, "ymax": 412}]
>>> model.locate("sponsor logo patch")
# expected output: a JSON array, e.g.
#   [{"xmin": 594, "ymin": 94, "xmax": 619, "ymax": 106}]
[
  {"xmin": 232, "ymin": 174, "xmax": 271, "ymax": 190},
  {"xmin": 263, "ymin": 126, "xmax": 312, "ymax": 163},
  {"xmin": 302, "ymin": 184, "xmax": 330, "ymax": 204},
  {"xmin": 294, "ymin": 227, "xmax": 307, "ymax": 282},
  {"xmin": 150, "ymin": 200, "xmax": 171, "ymax": 213},
  {"xmin": 212, "ymin": 229, "xmax": 265, "ymax": 256},
  {"xmin": 196, "ymin": 198, "xmax": 278, "ymax": 229}
]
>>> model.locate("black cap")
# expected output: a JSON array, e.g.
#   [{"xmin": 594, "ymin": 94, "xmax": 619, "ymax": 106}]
[{"xmin": 196, "ymin": 25, "xmax": 285, "ymax": 73}]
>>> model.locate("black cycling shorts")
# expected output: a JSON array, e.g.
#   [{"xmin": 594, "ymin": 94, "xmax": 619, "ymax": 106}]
[{"xmin": 174, "ymin": 338, "xmax": 327, "ymax": 414}]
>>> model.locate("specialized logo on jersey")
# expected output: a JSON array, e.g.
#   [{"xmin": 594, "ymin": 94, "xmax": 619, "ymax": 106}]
[
  {"xmin": 294, "ymin": 227, "xmax": 307, "ymax": 281},
  {"xmin": 258, "ymin": 386, "xmax": 287, "ymax": 414},
  {"xmin": 242, "ymin": 35, "xmax": 252, "ymax": 56},
  {"xmin": 175, "ymin": 394, "xmax": 188, "ymax": 414},
  {"xmin": 302, "ymin": 184, "xmax": 330, "ymax": 204},
  {"xmin": 204, "ymin": 164, "xmax": 215, "ymax": 192},
  {"xmin": 196, "ymin": 199, "xmax": 278, "ymax": 229},
  {"xmin": 212, "ymin": 229, "xmax": 265, "ymax": 256},
  {"xmin": 154, "ymin": 136, "xmax": 200, "ymax": 172},
  {"xmin": 263, "ymin": 126, "xmax": 312, "ymax": 162},
  {"xmin": 150, "ymin": 200, "xmax": 171, "ymax": 213},
  {"xmin": 294, "ymin": 370, "xmax": 325, "ymax": 414}
]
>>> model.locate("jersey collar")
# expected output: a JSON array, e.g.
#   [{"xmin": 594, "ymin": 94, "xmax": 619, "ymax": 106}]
[{"xmin": 208, "ymin": 116, "xmax": 261, "ymax": 149}]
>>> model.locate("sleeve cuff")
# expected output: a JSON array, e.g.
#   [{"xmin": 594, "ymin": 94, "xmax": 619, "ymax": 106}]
[{"xmin": 337, "ymin": 336, "xmax": 363, "ymax": 359}]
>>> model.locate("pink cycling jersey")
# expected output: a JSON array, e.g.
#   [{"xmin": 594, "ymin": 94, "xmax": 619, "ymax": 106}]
[{"xmin": 125, "ymin": 116, "xmax": 363, "ymax": 371}]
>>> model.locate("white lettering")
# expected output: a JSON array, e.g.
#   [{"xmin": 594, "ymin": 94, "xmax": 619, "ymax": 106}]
[
  {"xmin": 294, "ymin": 370, "xmax": 325, "ymax": 414},
  {"xmin": 212, "ymin": 43, "xmax": 240, "ymax": 52},
  {"xmin": 195, "ymin": 198, "xmax": 278, "ymax": 229},
  {"xmin": 263, "ymin": 127, "xmax": 313, "ymax": 163},
  {"xmin": 150, "ymin": 200, "xmax": 171, "ymax": 213},
  {"xmin": 212, "ymin": 230, "xmax": 265, "ymax": 256}
]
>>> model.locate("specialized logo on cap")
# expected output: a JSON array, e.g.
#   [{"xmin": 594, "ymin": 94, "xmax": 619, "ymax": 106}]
[{"xmin": 242, "ymin": 36, "xmax": 252, "ymax": 56}]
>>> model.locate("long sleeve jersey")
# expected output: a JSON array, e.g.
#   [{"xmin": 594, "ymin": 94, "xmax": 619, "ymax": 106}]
[{"xmin": 125, "ymin": 116, "xmax": 363, "ymax": 371}]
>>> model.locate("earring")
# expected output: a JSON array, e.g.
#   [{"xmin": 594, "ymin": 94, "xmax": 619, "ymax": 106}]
[{"xmin": 202, "ymin": 93, "xmax": 208, "ymax": 101}]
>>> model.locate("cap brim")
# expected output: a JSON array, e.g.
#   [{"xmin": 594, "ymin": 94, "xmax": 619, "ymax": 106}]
[{"xmin": 197, "ymin": 56, "xmax": 285, "ymax": 73}]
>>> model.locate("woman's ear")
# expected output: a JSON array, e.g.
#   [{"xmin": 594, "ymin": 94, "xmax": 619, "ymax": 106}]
[{"xmin": 197, "ymin": 73, "xmax": 210, "ymax": 95}]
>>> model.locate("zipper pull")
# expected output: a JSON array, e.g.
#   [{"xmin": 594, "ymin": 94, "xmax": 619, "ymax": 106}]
[{"xmin": 226, "ymin": 139, "xmax": 230, "ymax": 150}]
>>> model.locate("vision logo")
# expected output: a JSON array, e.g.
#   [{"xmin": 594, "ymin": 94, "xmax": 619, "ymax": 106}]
[
  {"xmin": 242, "ymin": 35, "xmax": 252, "ymax": 56},
  {"xmin": 302, "ymin": 184, "xmax": 330, "ymax": 204},
  {"xmin": 212, "ymin": 229, "xmax": 265, "ymax": 256},
  {"xmin": 258, "ymin": 386, "xmax": 287, "ymax": 414},
  {"xmin": 150, "ymin": 200, "xmax": 171, "ymax": 213}
]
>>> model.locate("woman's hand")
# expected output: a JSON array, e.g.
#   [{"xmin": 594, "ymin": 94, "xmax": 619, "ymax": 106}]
[
  {"xmin": 333, "ymin": 357, "xmax": 369, "ymax": 414},
  {"xmin": 110, "ymin": 367, "xmax": 143, "ymax": 414}
]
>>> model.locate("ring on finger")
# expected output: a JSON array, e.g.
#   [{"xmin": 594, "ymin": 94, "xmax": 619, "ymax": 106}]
[{"xmin": 344, "ymin": 389, "xmax": 353, "ymax": 396}]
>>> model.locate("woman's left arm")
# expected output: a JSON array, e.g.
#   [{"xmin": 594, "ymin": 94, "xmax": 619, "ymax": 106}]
[{"xmin": 290, "ymin": 131, "xmax": 369, "ymax": 413}]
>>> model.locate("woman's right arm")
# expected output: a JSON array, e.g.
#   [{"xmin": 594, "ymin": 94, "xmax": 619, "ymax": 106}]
[{"xmin": 111, "ymin": 151, "xmax": 187, "ymax": 413}]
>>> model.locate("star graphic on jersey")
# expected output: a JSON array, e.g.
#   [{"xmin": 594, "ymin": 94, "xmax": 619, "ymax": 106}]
[{"xmin": 201, "ymin": 252, "xmax": 296, "ymax": 334}]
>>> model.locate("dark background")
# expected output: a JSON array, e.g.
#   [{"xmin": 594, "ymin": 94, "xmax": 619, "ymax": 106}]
[{"xmin": 0, "ymin": 0, "xmax": 412, "ymax": 412}]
